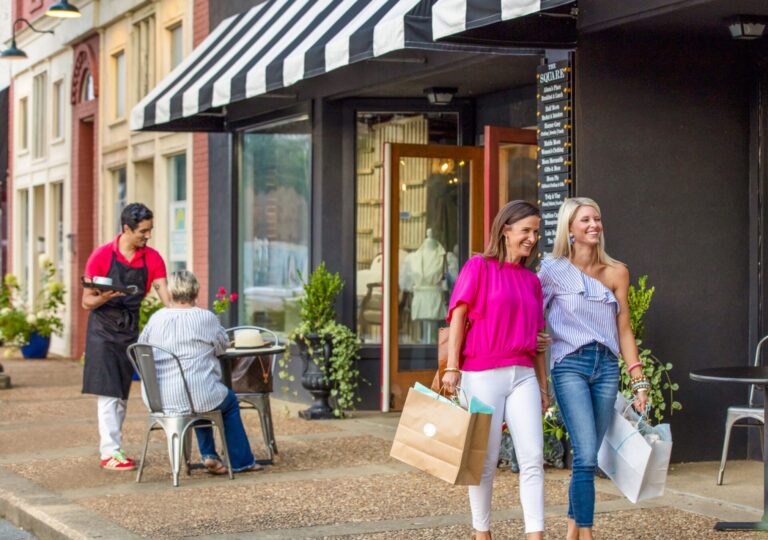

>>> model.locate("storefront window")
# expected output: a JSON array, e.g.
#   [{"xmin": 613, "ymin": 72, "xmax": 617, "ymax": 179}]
[
  {"xmin": 113, "ymin": 167, "xmax": 127, "ymax": 234},
  {"xmin": 355, "ymin": 112, "xmax": 458, "ymax": 345},
  {"xmin": 168, "ymin": 154, "xmax": 187, "ymax": 272},
  {"xmin": 239, "ymin": 117, "xmax": 310, "ymax": 335},
  {"xmin": 52, "ymin": 182, "xmax": 64, "ymax": 279}
]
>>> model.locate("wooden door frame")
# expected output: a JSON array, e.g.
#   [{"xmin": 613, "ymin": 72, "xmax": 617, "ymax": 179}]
[
  {"xmin": 382, "ymin": 143, "xmax": 484, "ymax": 411},
  {"xmin": 483, "ymin": 126, "xmax": 537, "ymax": 245}
]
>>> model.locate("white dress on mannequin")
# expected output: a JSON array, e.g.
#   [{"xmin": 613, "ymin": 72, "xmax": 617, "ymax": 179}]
[{"xmin": 402, "ymin": 230, "xmax": 447, "ymax": 321}]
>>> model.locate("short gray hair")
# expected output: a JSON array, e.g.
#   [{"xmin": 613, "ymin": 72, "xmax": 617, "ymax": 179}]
[{"xmin": 168, "ymin": 270, "xmax": 200, "ymax": 303}]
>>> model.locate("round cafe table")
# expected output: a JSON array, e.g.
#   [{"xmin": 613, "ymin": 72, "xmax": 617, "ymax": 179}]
[{"xmin": 690, "ymin": 366, "xmax": 768, "ymax": 531}]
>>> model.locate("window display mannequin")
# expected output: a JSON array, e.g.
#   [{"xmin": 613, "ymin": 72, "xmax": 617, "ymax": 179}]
[{"xmin": 400, "ymin": 229, "xmax": 447, "ymax": 343}]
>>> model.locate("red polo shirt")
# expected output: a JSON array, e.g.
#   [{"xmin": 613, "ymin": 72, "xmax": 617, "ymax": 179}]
[{"xmin": 84, "ymin": 235, "xmax": 167, "ymax": 295}]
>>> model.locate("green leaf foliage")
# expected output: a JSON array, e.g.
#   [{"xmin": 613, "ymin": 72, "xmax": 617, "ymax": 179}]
[
  {"xmin": 619, "ymin": 275, "xmax": 682, "ymax": 424},
  {"xmin": 0, "ymin": 258, "xmax": 66, "ymax": 348},
  {"xmin": 278, "ymin": 262, "xmax": 363, "ymax": 418},
  {"xmin": 139, "ymin": 295, "xmax": 164, "ymax": 332}
]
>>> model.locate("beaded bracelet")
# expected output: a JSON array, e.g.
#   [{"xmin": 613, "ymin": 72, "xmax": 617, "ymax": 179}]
[{"xmin": 631, "ymin": 380, "xmax": 651, "ymax": 394}]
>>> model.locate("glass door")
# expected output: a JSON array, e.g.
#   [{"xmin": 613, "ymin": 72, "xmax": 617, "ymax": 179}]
[
  {"xmin": 483, "ymin": 126, "xmax": 538, "ymax": 246},
  {"xmin": 383, "ymin": 143, "xmax": 484, "ymax": 411}
]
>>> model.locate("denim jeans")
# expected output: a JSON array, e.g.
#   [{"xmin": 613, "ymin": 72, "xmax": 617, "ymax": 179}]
[
  {"xmin": 551, "ymin": 342, "xmax": 619, "ymax": 528},
  {"xmin": 195, "ymin": 388, "xmax": 256, "ymax": 472}
]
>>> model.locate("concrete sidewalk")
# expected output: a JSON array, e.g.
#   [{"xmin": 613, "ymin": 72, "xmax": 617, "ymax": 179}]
[{"xmin": 0, "ymin": 355, "xmax": 765, "ymax": 539}]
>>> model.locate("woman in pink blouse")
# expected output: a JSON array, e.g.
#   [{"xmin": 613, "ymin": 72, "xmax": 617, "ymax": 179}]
[{"xmin": 442, "ymin": 200, "xmax": 548, "ymax": 540}]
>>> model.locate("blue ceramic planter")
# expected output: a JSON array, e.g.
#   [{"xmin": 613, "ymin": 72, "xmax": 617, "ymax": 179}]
[{"xmin": 20, "ymin": 332, "xmax": 51, "ymax": 359}]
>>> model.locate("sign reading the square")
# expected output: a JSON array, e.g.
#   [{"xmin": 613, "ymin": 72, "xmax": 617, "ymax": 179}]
[{"xmin": 537, "ymin": 58, "xmax": 574, "ymax": 252}]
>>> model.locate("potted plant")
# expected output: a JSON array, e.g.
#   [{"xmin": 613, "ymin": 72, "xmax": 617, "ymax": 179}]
[
  {"xmin": 0, "ymin": 256, "xmax": 66, "ymax": 359},
  {"xmin": 281, "ymin": 262, "xmax": 361, "ymax": 419}
]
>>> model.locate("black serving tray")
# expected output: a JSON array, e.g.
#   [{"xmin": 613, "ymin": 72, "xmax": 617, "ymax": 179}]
[{"xmin": 81, "ymin": 277, "xmax": 140, "ymax": 295}]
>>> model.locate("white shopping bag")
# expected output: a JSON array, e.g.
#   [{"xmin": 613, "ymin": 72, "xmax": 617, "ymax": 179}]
[{"xmin": 597, "ymin": 392, "xmax": 673, "ymax": 503}]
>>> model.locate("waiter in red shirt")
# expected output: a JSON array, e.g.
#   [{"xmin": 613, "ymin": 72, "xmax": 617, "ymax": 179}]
[{"xmin": 82, "ymin": 203, "xmax": 170, "ymax": 471}]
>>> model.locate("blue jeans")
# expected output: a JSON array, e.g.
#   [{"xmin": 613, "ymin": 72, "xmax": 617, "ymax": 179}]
[
  {"xmin": 195, "ymin": 389, "xmax": 256, "ymax": 472},
  {"xmin": 551, "ymin": 342, "xmax": 619, "ymax": 528}
]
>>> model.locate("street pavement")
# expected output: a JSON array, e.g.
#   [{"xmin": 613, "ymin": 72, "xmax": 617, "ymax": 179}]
[
  {"xmin": 0, "ymin": 517, "xmax": 37, "ymax": 539},
  {"xmin": 0, "ymin": 354, "xmax": 766, "ymax": 539}
]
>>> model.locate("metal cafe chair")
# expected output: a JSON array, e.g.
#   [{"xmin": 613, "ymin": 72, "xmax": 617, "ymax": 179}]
[
  {"xmin": 224, "ymin": 326, "xmax": 281, "ymax": 463},
  {"xmin": 718, "ymin": 335, "xmax": 768, "ymax": 485},
  {"xmin": 127, "ymin": 343, "xmax": 234, "ymax": 487}
]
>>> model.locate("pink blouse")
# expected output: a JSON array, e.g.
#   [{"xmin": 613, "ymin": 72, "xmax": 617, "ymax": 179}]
[{"xmin": 447, "ymin": 255, "xmax": 544, "ymax": 371}]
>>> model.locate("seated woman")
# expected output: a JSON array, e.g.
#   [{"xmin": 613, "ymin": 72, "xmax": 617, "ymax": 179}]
[{"xmin": 139, "ymin": 270, "xmax": 261, "ymax": 474}]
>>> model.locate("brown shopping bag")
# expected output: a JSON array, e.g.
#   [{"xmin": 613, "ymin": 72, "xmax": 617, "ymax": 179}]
[{"xmin": 390, "ymin": 384, "xmax": 492, "ymax": 485}]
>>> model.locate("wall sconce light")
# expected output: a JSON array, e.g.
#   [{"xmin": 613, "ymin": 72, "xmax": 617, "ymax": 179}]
[
  {"xmin": 46, "ymin": 0, "xmax": 81, "ymax": 18},
  {"xmin": 0, "ymin": 19, "xmax": 54, "ymax": 61},
  {"xmin": 424, "ymin": 87, "xmax": 457, "ymax": 106},
  {"xmin": 726, "ymin": 16, "xmax": 767, "ymax": 40}
]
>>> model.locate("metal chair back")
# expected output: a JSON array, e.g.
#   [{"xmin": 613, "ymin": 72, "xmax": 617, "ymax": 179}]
[
  {"xmin": 127, "ymin": 342, "xmax": 197, "ymax": 415},
  {"xmin": 749, "ymin": 335, "xmax": 768, "ymax": 408}
]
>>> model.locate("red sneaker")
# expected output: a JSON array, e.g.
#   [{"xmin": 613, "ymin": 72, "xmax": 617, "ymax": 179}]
[{"xmin": 100, "ymin": 450, "xmax": 136, "ymax": 471}]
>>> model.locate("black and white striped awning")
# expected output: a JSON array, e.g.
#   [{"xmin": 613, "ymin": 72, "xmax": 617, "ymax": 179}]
[
  {"xmin": 131, "ymin": 0, "xmax": 525, "ymax": 131},
  {"xmin": 432, "ymin": 0, "xmax": 576, "ymax": 41}
]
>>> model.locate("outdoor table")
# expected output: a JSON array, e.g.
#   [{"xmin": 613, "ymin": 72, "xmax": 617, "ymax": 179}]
[
  {"xmin": 219, "ymin": 345, "xmax": 286, "ymax": 465},
  {"xmin": 690, "ymin": 366, "xmax": 768, "ymax": 531}
]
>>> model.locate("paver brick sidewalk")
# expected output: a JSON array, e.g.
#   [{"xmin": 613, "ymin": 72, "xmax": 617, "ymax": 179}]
[{"xmin": 0, "ymin": 355, "xmax": 765, "ymax": 539}]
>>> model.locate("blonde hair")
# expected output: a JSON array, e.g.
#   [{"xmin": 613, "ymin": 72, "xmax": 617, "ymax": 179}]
[
  {"xmin": 168, "ymin": 270, "xmax": 200, "ymax": 303},
  {"xmin": 551, "ymin": 197, "xmax": 619, "ymax": 266},
  {"xmin": 482, "ymin": 200, "xmax": 540, "ymax": 266}
]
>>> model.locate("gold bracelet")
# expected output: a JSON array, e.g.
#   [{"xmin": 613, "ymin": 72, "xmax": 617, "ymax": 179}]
[{"xmin": 443, "ymin": 367, "xmax": 461, "ymax": 373}]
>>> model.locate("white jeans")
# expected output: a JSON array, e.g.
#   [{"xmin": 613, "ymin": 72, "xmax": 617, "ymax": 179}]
[
  {"xmin": 462, "ymin": 366, "xmax": 545, "ymax": 533},
  {"xmin": 97, "ymin": 396, "xmax": 128, "ymax": 459}
]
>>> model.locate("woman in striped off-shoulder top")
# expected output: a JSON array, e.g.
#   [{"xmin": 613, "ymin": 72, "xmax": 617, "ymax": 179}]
[{"xmin": 538, "ymin": 197, "xmax": 648, "ymax": 540}]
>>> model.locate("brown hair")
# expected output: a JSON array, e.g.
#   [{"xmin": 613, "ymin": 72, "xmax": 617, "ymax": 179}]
[{"xmin": 482, "ymin": 200, "xmax": 540, "ymax": 266}]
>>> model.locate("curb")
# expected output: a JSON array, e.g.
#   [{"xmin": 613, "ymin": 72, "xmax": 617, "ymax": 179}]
[{"xmin": 0, "ymin": 468, "xmax": 143, "ymax": 540}]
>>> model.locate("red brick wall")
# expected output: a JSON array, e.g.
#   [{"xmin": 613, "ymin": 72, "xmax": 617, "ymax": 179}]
[
  {"xmin": 192, "ymin": 0, "xmax": 209, "ymax": 306},
  {"xmin": 7, "ymin": 0, "xmax": 16, "ymax": 274},
  {"xmin": 69, "ymin": 35, "xmax": 100, "ymax": 358},
  {"xmin": 14, "ymin": 0, "xmax": 57, "ymax": 24}
]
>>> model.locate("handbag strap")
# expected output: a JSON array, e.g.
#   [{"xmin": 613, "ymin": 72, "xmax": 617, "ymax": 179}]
[{"xmin": 624, "ymin": 396, "xmax": 651, "ymax": 423}]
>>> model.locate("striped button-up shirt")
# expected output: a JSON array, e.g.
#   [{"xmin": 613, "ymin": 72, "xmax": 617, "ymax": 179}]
[
  {"xmin": 538, "ymin": 257, "xmax": 621, "ymax": 368},
  {"xmin": 138, "ymin": 307, "xmax": 229, "ymax": 414}
]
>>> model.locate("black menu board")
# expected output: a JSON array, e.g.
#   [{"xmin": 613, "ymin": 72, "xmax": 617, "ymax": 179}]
[{"xmin": 537, "ymin": 59, "xmax": 574, "ymax": 253}]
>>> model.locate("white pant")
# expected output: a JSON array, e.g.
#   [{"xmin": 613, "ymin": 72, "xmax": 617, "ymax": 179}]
[
  {"xmin": 97, "ymin": 396, "xmax": 128, "ymax": 459},
  {"xmin": 462, "ymin": 366, "xmax": 545, "ymax": 533}
]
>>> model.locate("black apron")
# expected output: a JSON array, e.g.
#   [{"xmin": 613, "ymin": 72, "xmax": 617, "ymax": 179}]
[{"xmin": 82, "ymin": 251, "xmax": 148, "ymax": 399}]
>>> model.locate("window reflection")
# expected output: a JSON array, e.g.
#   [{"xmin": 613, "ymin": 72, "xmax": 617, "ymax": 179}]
[
  {"xmin": 240, "ymin": 120, "xmax": 310, "ymax": 335},
  {"xmin": 355, "ymin": 112, "xmax": 458, "ymax": 345}
]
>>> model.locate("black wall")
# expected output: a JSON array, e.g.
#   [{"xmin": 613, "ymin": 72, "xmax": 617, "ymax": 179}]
[
  {"xmin": 475, "ymin": 85, "xmax": 537, "ymax": 137},
  {"xmin": 576, "ymin": 31, "xmax": 751, "ymax": 461}
]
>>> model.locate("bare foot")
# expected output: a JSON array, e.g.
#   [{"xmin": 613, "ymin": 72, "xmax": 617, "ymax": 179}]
[{"xmin": 204, "ymin": 458, "xmax": 228, "ymax": 475}]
